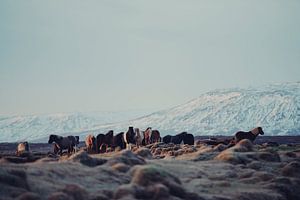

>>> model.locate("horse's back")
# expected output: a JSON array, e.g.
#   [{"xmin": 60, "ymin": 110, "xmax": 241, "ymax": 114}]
[
  {"xmin": 170, "ymin": 135, "xmax": 182, "ymax": 144},
  {"xmin": 60, "ymin": 137, "xmax": 73, "ymax": 149},
  {"xmin": 113, "ymin": 132, "xmax": 125, "ymax": 149},
  {"xmin": 235, "ymin": 131, "xmax": 255, "ymax": 142},
  {"xmin": 163, "ymin": 135, "xmax": 172, "ymax": 144}
]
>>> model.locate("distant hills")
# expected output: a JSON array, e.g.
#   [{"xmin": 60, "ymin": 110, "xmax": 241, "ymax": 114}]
[
  {"xmin": 0, "ymin": 111, "xmax": 148, "ymax": 142},
  {"xmin": 90, "ymin": 82, "xmax": 300, "ymax": 137},
  {"xmin": 0, "ymin": 82, "xmax": 299, "ymax": 142}
]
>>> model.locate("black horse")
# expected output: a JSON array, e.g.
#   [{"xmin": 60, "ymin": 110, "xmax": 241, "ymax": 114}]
[
  {"xmin": 67, "ymin": 135, "xmax": 79, "ymax": 153},
  {"xmin": 163, "ymin": 132, "xmax": 194, "ymax": 145},
  {"xmin": 170, "ymin": 132, "xmax": 187, "ymax": 144},
  {"xmin": 183, "ymin": 133, "xmax": 194, "ymax": 145},
  {"xmin": 162, "ymin": 135, "xmax": 172, "ymax": 144},
  {"xmin": 124, "ymin": 127, "xmax": 136, "ymax": 150}
]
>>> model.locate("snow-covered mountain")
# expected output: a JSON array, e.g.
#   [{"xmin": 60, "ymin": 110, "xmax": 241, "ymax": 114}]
[
  {"xmin": 0, "ymin": 110, "xmax": 148, "ymax": 142},
  {"xmin": 0, "ymin": 82, "xmax": 299, "ymax": 142},
  {"xmin": 90, "ymin": 82, "xmax": 300, "ymax": 137}
]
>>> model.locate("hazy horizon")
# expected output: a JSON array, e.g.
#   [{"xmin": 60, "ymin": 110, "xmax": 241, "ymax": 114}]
[
  {"xmin": 1, "ymin": 1, "xmax": 299, "ymax": 115},
  {"xmin": 0, "ymin": 81, "xmax": 298, "ymax": 117}
]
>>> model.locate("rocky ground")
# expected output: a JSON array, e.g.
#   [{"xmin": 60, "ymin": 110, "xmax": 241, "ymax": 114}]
[{"xmin": 0, "ymin": 137, "xmax": 300, "ymax": 200}]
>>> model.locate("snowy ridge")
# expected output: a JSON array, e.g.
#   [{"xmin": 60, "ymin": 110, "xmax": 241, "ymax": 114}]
[
  {"xmin": 0, "ymin": 111, "xmax": 148, "ymax": 142},
  {"xmin": 90, "ymin": 82, "xmax": 300, "ymax": 137},
  {"xmin": 0, "ymin": 82, "xmax": 299, "ymax": 142}
]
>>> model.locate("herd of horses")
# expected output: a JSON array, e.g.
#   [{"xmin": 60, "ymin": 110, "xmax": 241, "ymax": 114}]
[
  {"xmin": 47, "ymin": 127, "xmax": 196, "ymax": 155},
  {"xmin": 46, "ymin": 127, "xmax": 264, "ymax": 156},
  {"xmin": 84, "ymin": 127, "xmax": 160, "ymax": 154},
  {"xmin": 16, "ymin": 127, "xmax": 265, "ymax": 156}
]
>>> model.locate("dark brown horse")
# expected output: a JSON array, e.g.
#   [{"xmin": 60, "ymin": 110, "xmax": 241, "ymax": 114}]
[
  {"xmin": 48, "ymin": 134, "xmax": 75, "ymax": 155},
  {"xmin": 150, "ymin": 130, "xmax": 161, "ymax": 143},
  {"xmin": 234, "ymin": 127, "xmax": 264, "ymax": 143},
  {"xmin": 96, "ymin": 130, "xmax": 114, "ymax": 153},
  {"xmin": 113, "ymin": 132, "xmax": 125, "ymax": 150}
]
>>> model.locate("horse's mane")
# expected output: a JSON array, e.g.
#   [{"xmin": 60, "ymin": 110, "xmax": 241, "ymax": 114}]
[{"xmin": 250, "ymin": 127, "xmax": 261, "ymax": 136}]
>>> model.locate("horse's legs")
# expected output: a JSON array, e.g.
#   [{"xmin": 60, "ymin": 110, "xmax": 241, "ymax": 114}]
[
  {"xmin": 67, "ymin": 146, "xmax": 71, "ymax": 156},
  {"xmin": 126, "ymin": 143, "xmax": 131, "ymax": 150}
]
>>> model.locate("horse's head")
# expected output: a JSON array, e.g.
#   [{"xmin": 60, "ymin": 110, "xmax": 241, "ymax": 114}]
[
  {"xmin": 251, "ymin": 127, "xmax": 264, "ymax": 136},
  {"xmin": 134, "ymin": 128, "xmax": 140, "ymax": 134},
  {"xmin": 128, "ymin": 126, "xmax": 134, "ymax": 133},
  {"xmin": 105, "ymin": 130, "xmax": 114, "ymax": 144},
  {"xmin": 258, "ymin": 127, "xmax": 264, "ymax": 135},
  {"xmin": 75, "ymin": 136, "xmax": 79, "ymax": 144},
  {"xmin": 106, "ymin": 130, "xmax": 114, "ymax": 137},
  {"xmin": 48, "ymin": 135, "xmax": 56, "ymax": 144},
  {"xmin": 23, "ymin": 142, "xmax": 30, "ymax": 151},
  {"xmin": 17, "ymin": 142, "xmax": 29, "ymax": 152}
]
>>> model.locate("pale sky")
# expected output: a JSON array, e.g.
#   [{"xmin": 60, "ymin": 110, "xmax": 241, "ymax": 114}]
[{"xmin": 0, "ymin": 0, "xmax": 299, "ymax": 115}]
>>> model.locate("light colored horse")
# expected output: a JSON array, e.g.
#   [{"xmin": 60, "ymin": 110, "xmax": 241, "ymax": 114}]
[
  {"xmin": 143, "ymin": 127, "xmax": 152, "ymax": 145},
  {"xmin": 85, "ymin": 134, "xmax": 96, "ymax": 154},
  {"xmin": 134, "ymin": 128, "xmax": 143, "ymax": 148},
  {"xmin": 16, "ymin": 142, "xmax": 30, "ymax": 156}
]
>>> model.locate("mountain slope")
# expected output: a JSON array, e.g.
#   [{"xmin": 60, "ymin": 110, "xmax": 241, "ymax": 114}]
[
  {"xmin": 92, "ymin": 82, "xmax": 300, "ymax": 136},
  {"xmin": 1, "ymin": 82, "xmax": 299, "ymax": 142},
  {"xmin": 0, "ymin": 111, "xmax": 148, "ymax": 142}
]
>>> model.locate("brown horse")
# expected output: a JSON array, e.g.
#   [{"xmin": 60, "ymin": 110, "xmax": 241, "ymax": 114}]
[
  {"xmin": 150, "ymin": 130, "xmax": 161, "ymax": 143},
  {"xmin": 234, "ymin": 127, "xmax": 264, "ymax": 143},
  {"xmin": 85, "ymin": 134, "xmax": 97, "ymax": 154}
]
